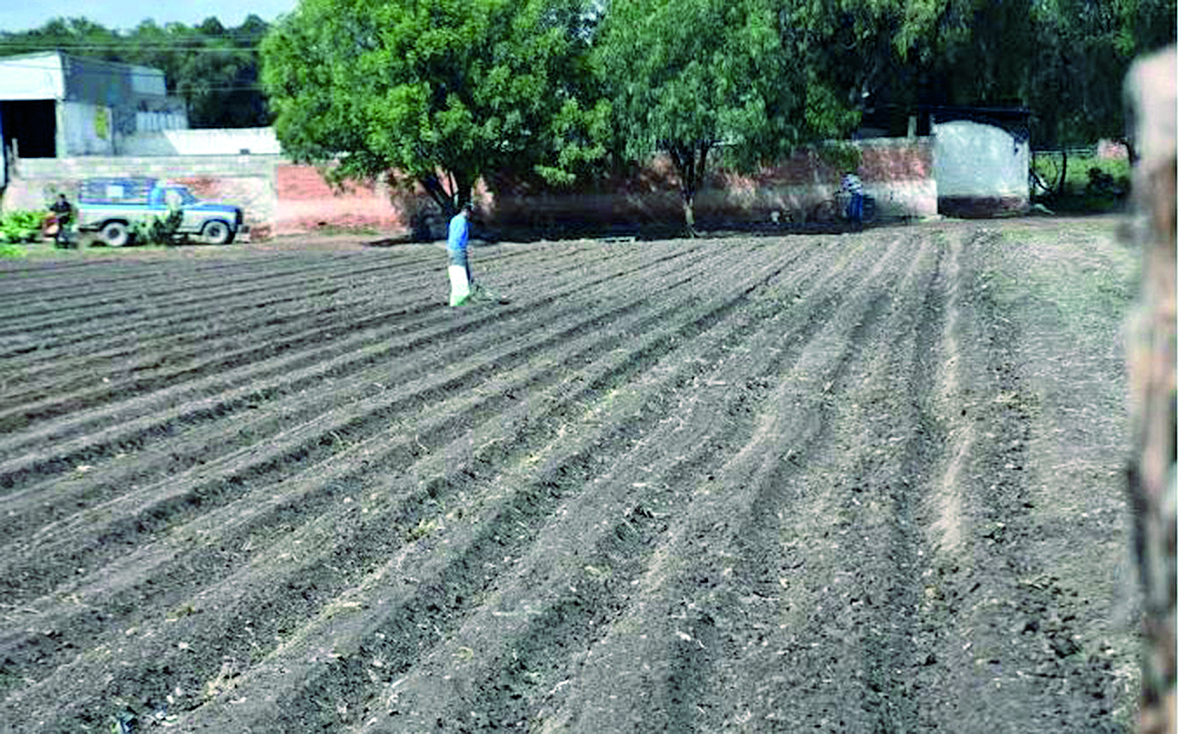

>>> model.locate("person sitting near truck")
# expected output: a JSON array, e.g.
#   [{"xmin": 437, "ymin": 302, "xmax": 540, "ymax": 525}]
[{"xmin": 49, "ymin": 193, "xmax": 73, "ymax": 248}]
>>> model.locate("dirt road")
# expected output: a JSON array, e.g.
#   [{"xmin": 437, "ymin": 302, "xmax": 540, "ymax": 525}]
[{"xmin": 0, "ymin": 219, "xmax": 1141, "ymax": 732}]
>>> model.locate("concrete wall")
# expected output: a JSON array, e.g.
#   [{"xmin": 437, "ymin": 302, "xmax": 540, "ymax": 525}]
[
  {"xmin": 1, "ymin": 137, "xmax": 939, "ymax": 239},
  {"xmin": 3, "ymin": 155, "xmax": 281, "ymax": 237},
  {"xmin": 0, "ymin": 154, "xmax": 404, "ymax": 239},
  {"xmin": 121, "ymin": 128, "xmax": 281, "ymax": 156},
  {"xmin": 492, "ymin": 138, "xmax": 936, "ymax": 229}
]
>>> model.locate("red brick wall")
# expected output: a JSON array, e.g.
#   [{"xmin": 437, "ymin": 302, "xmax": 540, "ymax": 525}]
[
  {"xmin": 273, "ymin": 164, "xmax": 408, "ymax": 235},
  {"xmin": 6, "ymin": 139, "xmax": 936, "ymax": 240},
  {"xmin": 489, "ymin": 139, "xmax": 936, "ymax": 228}
]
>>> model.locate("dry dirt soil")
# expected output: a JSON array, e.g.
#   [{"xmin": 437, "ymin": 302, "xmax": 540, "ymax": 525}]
[{"xmin": 0, "ymin": 218, "xmax": 1144, "ymax": 733}]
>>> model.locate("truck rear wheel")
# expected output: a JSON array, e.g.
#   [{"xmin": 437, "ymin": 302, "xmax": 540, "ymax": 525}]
[
  {"xmin": 100, "ymin": 221, "xmax": 130, "ymax": 247},
  {"xmin": 202, "ymin": 220, "xmax": 235, "ymax": 245}
]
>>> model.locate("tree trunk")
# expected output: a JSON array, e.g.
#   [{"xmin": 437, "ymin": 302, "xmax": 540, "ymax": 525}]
[
  {"xmin": 1121, "ymin": 136, "xmax": 1141, "ymax": 168},
  {"xmin": 418, "ymin": 170, "xmax": 472, "ymax": 218},
  {"xmin": 668, "ymin": 142, "xmax": 710, "ymax": 237},
  {"xmin": 681, "ymin": 195, "xmax": 696, "ymax": 234},
  {"xmin": 1057, "ymin": 146, "xmax": 1069, "ymax": 196},
  {"xmin": 1124, "ymin": 45, "xmax": 1176, "ymax": 734}
]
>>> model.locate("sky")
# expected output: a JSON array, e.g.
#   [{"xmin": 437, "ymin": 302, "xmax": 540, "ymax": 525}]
[{"xmin": 0, "ymin": 0, "xmax": 299, "ymax": 33}]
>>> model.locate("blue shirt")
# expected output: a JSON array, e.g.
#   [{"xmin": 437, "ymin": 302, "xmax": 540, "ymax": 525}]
[{"xmin": 447, "ymin": 212, "xmax": 469, "ymax": 253}]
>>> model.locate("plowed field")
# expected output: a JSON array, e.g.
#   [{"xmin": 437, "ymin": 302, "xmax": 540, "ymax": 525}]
[{"xmin": 1, "ymin": 219, "xmax": 1142, "ymax": 733}]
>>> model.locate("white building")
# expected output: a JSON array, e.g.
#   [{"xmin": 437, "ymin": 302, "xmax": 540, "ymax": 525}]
[{"xmin": 0, "ymin": 51, "xmax": 188, "ymax": 163}]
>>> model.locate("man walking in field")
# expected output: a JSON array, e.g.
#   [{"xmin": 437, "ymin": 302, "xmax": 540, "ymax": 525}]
[
  {"xmin": 446, "ymin": 202, "xmax": 508, "ymax": 307},
  {"xmin": 447, "ymin": 202, "xmax": 476, "ymax": 306}
]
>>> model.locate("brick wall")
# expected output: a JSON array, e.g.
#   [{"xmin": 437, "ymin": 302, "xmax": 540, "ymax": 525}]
[
  {"xmin": 490, "ymin": 138, "xmax": 936, "ymax": 229},
  {"xmin": 273, "ymin": 164, "xmax": 409, "ymax": 235},
  {"xmin": 3, "ymin": 154, "xmax": 280, "ymax": 237},
  {"xmin": 1, "ymin": 137, "xmax": 936, "ymax": 239}
]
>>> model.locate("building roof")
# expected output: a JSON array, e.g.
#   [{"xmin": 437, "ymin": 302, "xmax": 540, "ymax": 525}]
[{"xmin": 0, "ymin": 50, "xmax": 168, "ymax": 102}]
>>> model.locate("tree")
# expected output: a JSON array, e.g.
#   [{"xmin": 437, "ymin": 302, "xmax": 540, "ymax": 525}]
[
  {"xmin": 920, "ymin": 0, "xmax": 1175, "ymax": 167},
  {"xmin": 260, "ymin": 0, "xmax": 608, "ymax": 215},
  {"xmin": 594, "ymin": 0, "xmax": 859, "ymax": 233}
]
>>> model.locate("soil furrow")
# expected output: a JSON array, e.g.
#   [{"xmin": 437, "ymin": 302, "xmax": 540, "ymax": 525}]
[
  {"xmin": 542, "ymin": 234, "xmax": 910, "ymax": 731},
  {"xmin": 0, "ymin": 240, "xmax": 689, "ymax": 429},
  {"xmin": 727, "ymin": 234, "xmax": 946, "ymax": 731},
  {"xmin": 0, "ymin": 254, "xmax": 398, "ymax": 344},
  {"xmin": 16, "ymin": 242, "xmax": 786, "ymax": 729},
  {"xmin": 0, "ymin": 222, "xmax": 1141, "ymax": 734},
  {"xmin": 911, "ymin": 228, "xmax": 1130, "ymax": 731},
  {"xmin": 0, "ymin": 244, "xmax": 748, "ymax": 602},
  {"xmin": 0, "ymin": 240, "xmax": 715, "ymax": 505},
  {"xmin": 349, "ymin": 238, "xmax": 882, "ymax": 732},
  {"xmin": 156, "ymin": 243, "xmax": 805, "ymax": 732}
]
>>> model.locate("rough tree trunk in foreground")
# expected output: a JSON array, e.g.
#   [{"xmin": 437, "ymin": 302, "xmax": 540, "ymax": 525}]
[{"xmin": 1124, "ymin": 44, "xmax": 1177, "ymax": 734}]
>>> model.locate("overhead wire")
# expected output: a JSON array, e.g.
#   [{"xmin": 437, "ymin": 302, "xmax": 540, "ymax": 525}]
[
  {"xmin": 0, "ymin": 44, "xmax": 261, "ymax": 52},
  {"xmin": 0, "ymin": 49, "xmax": 268, "ymax": 93}
]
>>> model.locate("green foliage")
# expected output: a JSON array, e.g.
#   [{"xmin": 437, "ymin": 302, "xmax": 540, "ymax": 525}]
[
  {"xmin": 130, "ymin": 208, "xmax": 184, "ymax": 245},
  {"xmin": 1033, "ymin": 152, "xmax": 1131, "ymax": 192},
  {"xmin": 595, "ymin": 0, "xmax": 867, "ymax": 231},
  {"xmin": 1032, "ymin": 151, "xmax": 1131, "ymax": 213},
  {"xmin": 261, "ymin": 0, "xmax": 607, "ymax": 214},
  {"xmin": 0, "ymin": 210, "xmax": 45, "ymax": 244},
  {"xmin": 0, "ymin": 243, "xmax": 26, "ymax": 258},
  {"xmin": 816, "ymin": 141, "xmax": 863, "ymax": 174},
  {"xmin": 916, "ymin": 0, "xmax": 1175, "ymax": 150}
]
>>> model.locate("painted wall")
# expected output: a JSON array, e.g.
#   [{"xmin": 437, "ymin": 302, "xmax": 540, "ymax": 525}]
[
  {"xmin": 3, "ymin": 155, "xmax": 281, "ymax": 238},
  {"xmin": 490, "ymin": 138, "xmax": 936, "ymax": 230},
  {"xmin": 933, "ymin": 120, "xmax": 1029, "ymax": 216},
  {"xmin": 1, "ymin": 137, "xmax": 938, "ymax": 239},
  {"xmin": 273, "ymin": 164, "xmax": 405, "ymax": 235}
]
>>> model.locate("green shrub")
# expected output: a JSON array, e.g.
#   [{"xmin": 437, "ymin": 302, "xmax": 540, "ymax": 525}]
[
  {"xmin": 1031, "ymin": 151, "xmax": 1131, "ymax": 213},
  {"xmin": 0, "ymin": 210, "xmax": 44, "ymax": 243},
  {"xmin": 0, "ymin": 243, "xmax": 26, "ymax": 258},
  {"xmin": 130, "ymin": 207, "xmax": 184, "ymax": 245},
  {"xmin": 1033, "ymin": 153, "xmax": 1130, "ymax": 195}
]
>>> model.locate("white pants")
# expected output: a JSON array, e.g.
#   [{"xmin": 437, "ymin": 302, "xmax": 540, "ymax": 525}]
[{"xmin": 449, "ymin": 264, "xmax": 471, "ymax": 306}]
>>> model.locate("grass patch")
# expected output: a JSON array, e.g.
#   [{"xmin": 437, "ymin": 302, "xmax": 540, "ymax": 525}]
[
  {"xmin": 1032, "ymin": 151, "xmax": 1131, "ymax": 214},
  {"xmin": 405, "ymin": 517, "xmax": 439, "ymax": 541}
]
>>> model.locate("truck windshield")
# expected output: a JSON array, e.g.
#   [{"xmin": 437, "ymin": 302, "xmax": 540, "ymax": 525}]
[{"xmin": 165, "ymin": 188, "xmax": 198, "ymax": 205}]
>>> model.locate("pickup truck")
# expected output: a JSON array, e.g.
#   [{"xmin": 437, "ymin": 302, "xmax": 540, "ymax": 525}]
[{"xmin": 77, "ymin": 178, "xmax": 245, "ymax": 246}]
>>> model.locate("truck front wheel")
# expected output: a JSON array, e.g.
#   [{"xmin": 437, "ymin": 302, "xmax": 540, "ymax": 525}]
[
  {"xmin": 202, "ymin": 220, "xmax": 235, "ymax": 245},
  {"xmin": 100, "ymin": 221, "xmax": 130, "ymax": 247}
]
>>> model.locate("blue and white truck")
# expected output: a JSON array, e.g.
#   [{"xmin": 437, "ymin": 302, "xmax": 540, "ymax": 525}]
[{"xmin": 76, "ymin": 178, "xmax": 246, "ymax": 246}]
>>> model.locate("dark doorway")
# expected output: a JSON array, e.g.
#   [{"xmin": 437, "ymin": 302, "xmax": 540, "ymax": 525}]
[{"xmin": 1, "ymin": 100, "xmax": 57, "ymax": 158}]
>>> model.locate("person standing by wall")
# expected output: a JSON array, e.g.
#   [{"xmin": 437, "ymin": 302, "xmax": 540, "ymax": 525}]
[{"xmin": 841, "ymin": 172, "xmax": 864, "ymax": 226}]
